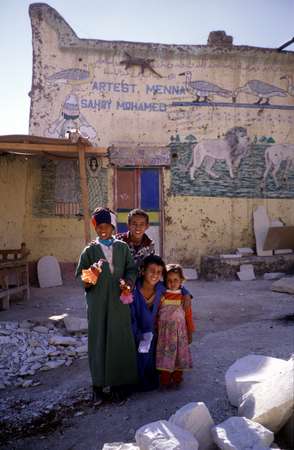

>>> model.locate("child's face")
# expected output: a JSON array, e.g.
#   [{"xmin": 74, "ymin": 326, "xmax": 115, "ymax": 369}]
[
  {"xmin": 128, "ymin": 215, "xmax": 149, "ymax": 242},
  {"xmin": 95, "ymin": 223, "xmax": 113, "ymax": 240},
  {"xmin": 143, "ymin": 263, "xmax": 163, "ymax": 287},
  {"xmin": 166, "ymin": 272, "xmax": 182, "ymax": 291}
]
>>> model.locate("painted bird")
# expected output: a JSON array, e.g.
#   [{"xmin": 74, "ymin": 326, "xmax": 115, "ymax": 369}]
[
  {"xmin": 233, "ymin": 79, "xmax": 288, "ymax": 104},
  {"xmin": 179, "ymin": 71, "xmax": 232, "ymax": 102}
]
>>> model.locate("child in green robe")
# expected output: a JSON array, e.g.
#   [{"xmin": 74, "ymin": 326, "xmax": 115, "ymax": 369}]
[{"xmin": 76, "ymin": 207, "xmax": 138, "ymax": 404}]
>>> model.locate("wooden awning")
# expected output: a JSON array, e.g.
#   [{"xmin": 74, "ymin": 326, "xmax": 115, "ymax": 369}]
[{"xmin": 0, "ymin": 134, "xmax": 108, "ymax": 244}]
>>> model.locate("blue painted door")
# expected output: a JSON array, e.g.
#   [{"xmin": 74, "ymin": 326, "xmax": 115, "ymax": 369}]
[{"xmin": 116, "ymin": 168, "xmax": 162, "ymax": 254}]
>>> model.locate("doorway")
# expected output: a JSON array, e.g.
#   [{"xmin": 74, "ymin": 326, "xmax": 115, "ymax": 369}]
[{"xmin": 115, "ymin": 168, "xmax": 162, "ymax": 255}]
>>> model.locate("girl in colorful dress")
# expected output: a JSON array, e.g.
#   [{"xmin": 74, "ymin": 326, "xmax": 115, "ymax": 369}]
[{"xmin": 156, "ymin": 263, "xmax": 195, "ymax": 389}]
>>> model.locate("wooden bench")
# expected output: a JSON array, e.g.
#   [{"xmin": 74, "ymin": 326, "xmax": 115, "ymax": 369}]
[{"xmin": 0, "ymin": 243, "xmax": 30, "ymax": 310}]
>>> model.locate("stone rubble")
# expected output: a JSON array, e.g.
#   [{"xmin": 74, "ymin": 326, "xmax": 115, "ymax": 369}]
[
  {"xmin": 271, "ymin": 276, "xmax": 294, "ymax": 294},
  {"xmin": 1, "ymin": 317, "xmax": 293, "ymax": 450},
  {"xmin": 0, "ymin": 320, "xmax": 87, "ymax": 390},
  {"xmin": 104, "ymin": 354, "xmax": 293, "ymax": 449}
]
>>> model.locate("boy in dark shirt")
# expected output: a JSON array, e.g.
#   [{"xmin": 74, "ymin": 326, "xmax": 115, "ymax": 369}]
[{"xmin": 116, "ymin": 208, "xmax": 155, "ymax": 268}]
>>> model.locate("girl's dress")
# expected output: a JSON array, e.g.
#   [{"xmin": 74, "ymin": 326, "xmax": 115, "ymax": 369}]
[
  {"xmin": 156, "ymin": 289, "xmax": 193, "ymax": 373},
  {"xmin": 131, "ymin": 280, "xmax": 166, "ymax": 391},
  {"xmin": 76, "ymin": 239, "xmax": 138, "ymax": 388}
]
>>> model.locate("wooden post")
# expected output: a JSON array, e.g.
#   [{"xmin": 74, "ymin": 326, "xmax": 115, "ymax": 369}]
[{"xmin": 78, "ymin": 145, "xmax": 91, "ymax": 244}]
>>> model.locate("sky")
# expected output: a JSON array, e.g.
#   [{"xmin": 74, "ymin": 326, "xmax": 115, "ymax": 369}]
[{"xmin": 0, "ymin": 0, "xmax": 293, "ymax": 135}]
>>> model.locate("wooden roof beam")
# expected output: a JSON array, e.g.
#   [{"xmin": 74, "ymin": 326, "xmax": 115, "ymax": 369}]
[{"xmin": 0, "ymin": 142, "xmax": 108, "ymax": 155}]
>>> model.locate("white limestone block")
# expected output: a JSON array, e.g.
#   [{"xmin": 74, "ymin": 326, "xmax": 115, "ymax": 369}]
[
  {"xmin": 237, "ymin": 264, "xmax": 255, "ymax": 281},
  {"xmin": 263, "ymin": 273, "xmax": 285, "ymax": 280},
  {"xmin": 211, "ymin": 416, "xmax": 274, "ymax": 450},
  {"xmin": 253, "ymin": 206, "xmax": 273, "ymax": 256},
  {"xmin": 238, "ymin": 359, "xmax": 294, "ymax": 432},
  {"xmin": 169, "ymin": 402, "xmax": 214, "ymax": 450},
  {"xmin": 183, "ymin": 268, "xmax": 198, "ymax": 280},
  {"xmin": 64, "ymin": 316, "xmax": 88, "ymax": 333},
  {"xmin": 37, "ymin": 255, "xmax": 62, "ymax": 288},
  {"xmin": 102, "ymin": 444, "xmax": 140, "ymax": 450},
  {"xmin": 225, "ymin": 354, "xmax": 289, "ymax": 407},
  {"xmin": 220, "ymin": 254, "xmax": 241, "ymax": 259},
  {"xmin": 236, "ymin": 248, "xmax": 254, "ymax": 256},
  {"xmin": 271, "ymin": 276, "xmax": 294, "ymax": 294},
  {"xmin": 135, "ymin": 420, "xmax": 199, "ymax": 450},
  {"xmin": 274, "ymin": 249, "xmax": 293, "ymax": 254}
]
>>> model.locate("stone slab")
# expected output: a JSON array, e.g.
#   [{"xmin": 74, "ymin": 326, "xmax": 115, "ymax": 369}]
[
  {"xmin": 236, "ymin": 248, "xmax": 254, "ymax": 256},
  {"xmin": 64, "ymin": 316, "xmax": 88, "ymax": 333},
  {"xmin": 237, "ymin": 264, "xmax": 255, "ymax": 281},
  {"xmin": 274, "ymin": 249, "xmax": 293, "ymax": 255},
  {"xmin": 263, "ymin": 226, "xmax": 294, "ymax": 251},
  {"xmin": 271, "ymin": 277, "xmax": 294, "ymax": 294},
  {"xmin": 263, "ymin": 272, "xmax": 285, "ymax": 280},
  {"xmin": 37, "ymin": 256, "xmax": 62, "ymax": 288},
  {"xmin": 253, "ymin": 206, "xmax": 273, "ymax": 256}
]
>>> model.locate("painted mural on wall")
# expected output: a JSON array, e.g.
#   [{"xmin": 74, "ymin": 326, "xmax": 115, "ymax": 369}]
[
  {"xmin": 169, "ymin": 130, "xmax": 294, "ymax": 198},
  {"xmin": 29, "ymin": 4, "xmax": 294, "ymax": 201},
  {"xmin": 87, "ymin": 157, "xmax": 108, "ymax": 212},
  {"xmin": 33, "ymin": 158, "xmax": 107, "ymax": 217}
]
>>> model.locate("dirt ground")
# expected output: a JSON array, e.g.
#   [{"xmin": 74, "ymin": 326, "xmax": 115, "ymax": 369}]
[{"xmin": 0, "ymin": 278, "xmax": 293, "ymax": 450}]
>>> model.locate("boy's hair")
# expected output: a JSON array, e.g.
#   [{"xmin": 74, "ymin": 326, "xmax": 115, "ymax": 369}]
[
  {"xmin": 165, "ymin": 263, "xmax": 186, "ymax": 282},
  {"xmin": 140, "ymin": 254, "xmax": 166, "ymax": 278},
  {"xmin": 128, "ymin": 208, "xmax": 149, "ymax": 225}
]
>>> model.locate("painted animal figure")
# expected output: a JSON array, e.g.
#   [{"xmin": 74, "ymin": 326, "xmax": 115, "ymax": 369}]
[
  {"xmin": 46, "ymin": 64, "xmax": 95, "ymax": 86},
  {"xmin": 263, "ymin": 144, "xmax": 294, "ymax": 187},
  {"xmin": 189, "ymin": 127, "xmax": 250, "ymax": 180},
  {"xmin": 120, "ymin": 52, "xmax": 162, "ymax": 77},
  {"xmin": 179, "ymin": 71, "xmax": 232, "ymax": 102},
  {"xmin": 232, "ymin": 80, "xmax": 287, "ymax": 105}
]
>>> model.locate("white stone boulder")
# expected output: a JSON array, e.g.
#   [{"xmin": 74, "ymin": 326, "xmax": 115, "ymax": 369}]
[
  {"xmin": 271, "ymin": 276, "xmax": 294, "ymax": 294},
  {"xmin": 236, "ymin": 248, "xmax": 254, "ymax": 256},
  {"xmin": 211, "ymin": 416, "xmax": 274, "ymax": 450},
  {"xmin": 102, "ymin": 444, "xmax": 140, "ymax": 450},
  {"xmin": 237, "ymin": 264, "xmax": 255, "ymax": 281},
  {"xmin": 37, "ymin": 255, "xmax": 62, "ymax": 288},
  {"xmin": 135, "ymin": 420, "xmax": 199, "ymax": 450},
  {"xmin": 64, "ymin": 316, "xmax": 88, "ymax": 333},
  {"xmin": 49, "ymin": 335, "xmax": 77, "ymax": 346},
  {"xmin": 238, "ymin": 359, "xmax": 294, "ymax": 432},
  {"xmin": 225, "ymin": 354, "xmax": 289, "ymax": 407},
  {"xmin": 169, "ymin": 402, "xmax": 214, "ymax": 450}
]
